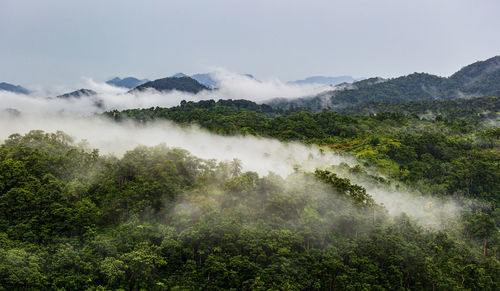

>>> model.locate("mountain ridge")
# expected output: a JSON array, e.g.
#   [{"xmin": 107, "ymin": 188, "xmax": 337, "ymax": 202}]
[
  {"xmin": 106, "ymin": 77, "xmax": 149, "ymax": 89},
  {"xmin": 131, "ymin": 76, "xmax": 209, "ymax": 94},
  {"xmin": 0, "ymin": 82, "xmax": 30, "ymax": 94},
  {"xmin": 291, "ymin": 75, "xmax": 359, "ymax": 86},
  {"xmin": 268, "ymin": 55, "xmax": 500, "ymax": 111},
  {"xmin": 57, "ymin": 88, "xmax": 97, "ymax": 99}
]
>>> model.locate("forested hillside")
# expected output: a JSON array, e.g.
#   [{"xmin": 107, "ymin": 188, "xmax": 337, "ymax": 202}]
[
  {"xmin": 132, "ymin": 76, "xmax": 210, "ymax": 94},
  {"xmin": 1, "ymin": 95, "xmax": 499, "ymax": 289},
  {"xmin": 105, "ymin": 97, "xmax": 499, "ymax": 203},
  {"xmin": 106, "ymin": 77, "xmax": 149, "ymax": 89},
  {"xmin": 339, "ymin": 96, "xmax": 500, "ymax": 122},
  {"xmin": 269, "ymin": 56, "xmax": 500, "ymax": 111},
  {"xmin": 2, "ymin": 0, "xmax": 500, "ymax": 289},
  {"xmin": 3, "ymin": 59, "xmax": 500, "ymax": 290},
  {"xmin": 1, "ymin": 130, "xmax": 499, "ymax": 289}
]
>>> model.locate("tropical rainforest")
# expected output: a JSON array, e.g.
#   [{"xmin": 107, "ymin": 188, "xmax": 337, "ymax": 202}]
[
  {"xmin": 0, "ymin": 92, "xmax": 498, "ymax": 289},
  {"xmin": 1, "ymin": 56, "xmax": 500, "ymax": 290}
]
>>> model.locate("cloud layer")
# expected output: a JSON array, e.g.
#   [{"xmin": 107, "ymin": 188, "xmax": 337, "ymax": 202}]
[
  {"xmin": 0, "ymin": 111, "xmax": 461, "ymax": 229},
  {"xmin": 0, "ymin": 70, "xmax": 331, "ymax": 115}
]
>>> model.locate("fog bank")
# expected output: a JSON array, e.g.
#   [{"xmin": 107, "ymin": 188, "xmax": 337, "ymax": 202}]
[
  {"xmin": 0, "ymin": 114, "xmax": 350, "ymax": 177},
  {"xmin": 0, "ymin": 113, "xmax": 461, "ymax": 229},
  {"xmin": 0, "ymin": 70, "xmax": 332, "ymax": 115}
]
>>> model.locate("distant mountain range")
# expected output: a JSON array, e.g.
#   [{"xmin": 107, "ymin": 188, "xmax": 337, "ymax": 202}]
[
  {"xmin": 290, "ymin": 76, "xmax": 360, "ymax": 86},
  {"xmin": 172, "ymin": 73, "xmax": 188, "ymax": 78},
  {"xmin": 189, "ymin": 74, "xmax": 216, "ymax": 88},
  {"xmin": 4, "ymin": 56, "xmax": 500, "ymax": 110},
  {"xmin": 268, "ymin": 56, "xmax": 500, "ymax": 111},
  {"xmin": 132, "ymin": 76, "xmax": 209, "ymax": 94},
  {"xmin": 0, "ymin": 82, "xmax": 30, "ymax": 94},
  {"xmin": 172, "ymin": 72, "xmax": 257, "ymax": 89},
  {"xmin": 106, "ymin": 77, "xmax": 149, "ymax": 89},
  {"xmin": 170, "ymin": 73, "xmax": 217, "ymax": 88},
  {"xmin": 55, "ymin": 88, "xmax": 104, "ymax": 108}
]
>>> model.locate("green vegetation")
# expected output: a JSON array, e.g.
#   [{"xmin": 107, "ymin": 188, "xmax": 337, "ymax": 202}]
[
  {"xmin": 2, "ymin": 60, "xmax": 500, "ymax": 287},
  {"xmin": 269, "ymin": 56, "xmax": 500, "ymax": 111},
  {"xmin": 132, "ymin": 76, "xmax": 209, "ymax": 94},
  {"xmin": 105, "ymin": 98, "xmax": 499, "ymax": 204},
  {"xmin": 339, "ymin": 96, "xmax": 500, "ymax": 123},
  {"xmin": 1, "ymin": 130, "xmax": 499, "ymax": 289}
]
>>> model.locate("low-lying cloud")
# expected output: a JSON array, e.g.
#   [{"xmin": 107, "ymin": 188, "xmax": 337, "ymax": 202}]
[
  {"xmin": 211, "ymin": 69, "xmax": 332, "ymax": 102},
  {"xmin": 0, "ymin": 70, "xmax": 463, "ymax": 229},
  {"xmin": 1, "ymin": 70, "xmax": 331, "ymax": 115},
  {"xmin": 0, "ymin": 114, "xmax": 351, "ymax": 176},
  {"xmin": 0, "ymin": 112, "xmax": 461, "ymax": 229}
]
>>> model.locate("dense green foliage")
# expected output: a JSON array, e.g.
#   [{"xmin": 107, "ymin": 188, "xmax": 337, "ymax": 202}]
[
  {"xmin": 3, "ymin": 58, "xmax": 500, "ymax": 287},
  {"xmin": 339, "ymin": 96, "xmax": 500, "ymax": 123},
  {"xmin": 269, "ymin": 56, "xmax": 500, "ymax": 111},
  {"xmin": 105, "ymin": 98, "xmax": 499, "ymax": 205},
  {"xmin": 448, "ymin": 56, "xmax": 500, "ymax": 96},
  {"xmin": 132, "ymin": 76, "xmax": 209, "ymax": 94},
  {"xmin": 1, "ymin": 131, "xmax": 499, "ymax": 289}
]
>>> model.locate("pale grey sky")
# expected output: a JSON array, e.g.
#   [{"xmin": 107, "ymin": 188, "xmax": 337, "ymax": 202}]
[{"xmin": 1, "ymin": 0, "xmax": 499, "ymax": 87}]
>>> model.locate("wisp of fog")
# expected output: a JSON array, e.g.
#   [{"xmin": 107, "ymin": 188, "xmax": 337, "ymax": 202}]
[
  {"xmin": 0, "ymin": 72, "xmax": 463, "ymax": 229},
  {"xmin": 0, "ymin": 70, "xmax": 332, "ymax": 115},
  {"xmin": 0, "ymin": 110, "xmax": 461, "ymax": 229}
]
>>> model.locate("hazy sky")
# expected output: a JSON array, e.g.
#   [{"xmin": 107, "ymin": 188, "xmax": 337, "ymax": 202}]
[{"xmin": 1, "ymin": 0, "xmax": 499, "ymax": 87}]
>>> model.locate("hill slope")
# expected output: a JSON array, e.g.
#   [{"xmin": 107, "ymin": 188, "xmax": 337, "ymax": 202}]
[
  {"xmin": 132, "ymin": 76, "xmax": 209, "ymax": 94},
  {"xmin": 0, "ymin": 82, "xmax": 30, "ymax": 94},
  {"xmin": 57, "ymin": 88, "xmax": 97, "ymax": 99},
  {"xmin": 269, "ymin": 56, "xmax": 500, "ymax": 111},
  {"xmin": 106, "ymin": 77, "xmax": 149, "ymax": 89}
]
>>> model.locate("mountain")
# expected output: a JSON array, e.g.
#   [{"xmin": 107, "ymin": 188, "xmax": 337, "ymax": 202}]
[
  {"xmin": 172, "ymin": 73, "xmax": 188, "ymax": 78},
  {"xmin": 132, "ymin": 76, "xmax": 209, "ymax": 94},
  {"xmin": 173, "ymin": 72, "xmax": 219, "ymax": 88},
  {"xmin": 57, "ymin": 88, "xmax": 97, "ymax": 99},
  {"xmin": 450, "ymin": 56, "xmax": 500, "ymax": 84},
  {"xmin": 175, "ymin": 72, "xmax": 258, "ymax": 89},
  {"xmin": 189, "ymin": 73, "xmax": 255, "ymax": 89},
  {"xmin": 339, "ymin": 95, "xmax": 500, "ymax": 123},
  {"xmin": 244, "ymin": 74, "xmax": 256, "ymax": 80},
  {"xmin": 56, "ymin": 88, "xmax": 104, "ymax": 108},
  {"xmin": 268, "ymin": 56, "xmax": 500, "ymax": 111},
  {"xmin": 0, "ymin": 82, "xmax": 30, "ymax": 94},
  {"xmin": 106, "ymin": 77, "xmax": 149, "ymax": 89},
  {"xmin": 291, "ymin": 76, "xmax": 358, "ymax": 86},
  {"xmin": 447, "ymin": 55, "xmax": 500, "ymax": 96},
  {"xmin": 191, "ymin": 73, "xmax": 218, "ymax": 88}
]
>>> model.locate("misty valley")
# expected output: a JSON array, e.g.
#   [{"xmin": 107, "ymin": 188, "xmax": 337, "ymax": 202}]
[{"xmin": 1, "ymin": 56, "xmax": 499, "ymax": 290}]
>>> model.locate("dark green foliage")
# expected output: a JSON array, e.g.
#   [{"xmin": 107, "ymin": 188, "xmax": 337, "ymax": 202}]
[
  {"xmin": 105, "ymin": 99, "xmax": 372, "ymax": 138},
  {"xmin": 314, "ymin": 169, "xmax": 374, "ymax": 207},
  {"xmin": 132, "ymin": 76, "xmax": 209, "ymax": 93},
  {"xmin": 336, "ymin": 73, "xmax": 445, "ymax": 104},
  {"xmin": 105, "ymin": 98, "xmax": 499, "ymax": 205},
  {"xmin": 449, "ymin": 56, "xmax": 500, "ymax": 96},
  {"xmin": 270, "ymin": 56, "xmax": 500, "ymax": 111},
  {"xmin": 340, "ymin": 95, "xmax": 499, "ymax": 124},
  {"xmin": 0, "ymin": 131, "xmax": 499, "ymax": 289}
]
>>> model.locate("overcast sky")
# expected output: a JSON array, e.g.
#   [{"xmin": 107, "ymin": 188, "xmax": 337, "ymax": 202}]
[{"xmin": 1, "ymin": 0, "xmax": 499, "ymax": 87}]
